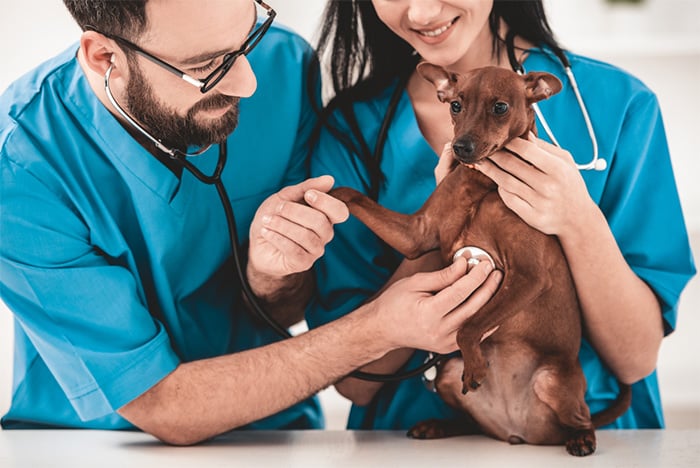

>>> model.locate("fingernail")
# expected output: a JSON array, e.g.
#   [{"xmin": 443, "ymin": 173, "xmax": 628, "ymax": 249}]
[
  {"xmin": 305, "ymin": 190, "xmax": 317, "ymax": 203},
  {"xmin": 494, "ymin": 270, "xmax": 503, "ymax": 282}
]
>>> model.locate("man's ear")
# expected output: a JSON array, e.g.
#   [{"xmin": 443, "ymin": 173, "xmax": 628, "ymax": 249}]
[
  {"xmin": 80, "ymin": 30, "xmax": 123, "ymax": 78},
  {"xmin": 416, "ymin": 62, "xmax": 459, "ymax": 103},
  {"xmin": 523, "ymin": 72, "xmax": 563, "ymax": 104}
]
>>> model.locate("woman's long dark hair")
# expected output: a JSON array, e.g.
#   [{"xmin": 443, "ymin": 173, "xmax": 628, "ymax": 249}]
[{"xmin": 314, "ymin": 0, "xmax": 565, "ymax": 199}]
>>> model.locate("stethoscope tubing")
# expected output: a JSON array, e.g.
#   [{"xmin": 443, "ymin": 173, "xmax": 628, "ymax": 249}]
[
  {"xmin": 104, "ymin": 66, "xmax": 434, "ymax": 382},
  {"xmin": 504, "ymin": 33, "xmax": 606, "ymax": 172}
]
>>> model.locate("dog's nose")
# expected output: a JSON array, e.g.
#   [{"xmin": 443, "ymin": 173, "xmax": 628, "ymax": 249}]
[{"xmin": 453, "ymin": 139, "xmax": 475, "ymax": 160}]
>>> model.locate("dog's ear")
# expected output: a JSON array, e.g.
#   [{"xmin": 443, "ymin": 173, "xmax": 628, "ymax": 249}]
[
  {"xmin": 416, "ymin": 62, "xmax": 459, "ymax": 103},
  {"xmin": 523, "ymin": 72, "xmax": 563, "ymax": 104}
]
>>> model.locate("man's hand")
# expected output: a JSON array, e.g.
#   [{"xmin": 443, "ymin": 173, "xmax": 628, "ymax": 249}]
[
  {"xmin": 248, "ymin": 175, "xmax": 348, "ymax": 278},
  {"xmin": 245, "ymin": 176, "xmax": 349, "ymax": 321},
  {"xmin": 369, "ymin": 257, "xmax": 502, "ymax": 355}
]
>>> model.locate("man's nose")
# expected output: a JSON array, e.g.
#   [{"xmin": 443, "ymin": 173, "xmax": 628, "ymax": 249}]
[{"xmin": 215, "ymin": 55, "xmax": 257, "ymax": 98}]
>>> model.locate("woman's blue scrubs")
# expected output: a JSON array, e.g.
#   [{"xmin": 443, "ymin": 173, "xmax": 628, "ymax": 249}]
[{"xmin": 308, "ymin": 47, "xmax": 696, "ymax": 430}]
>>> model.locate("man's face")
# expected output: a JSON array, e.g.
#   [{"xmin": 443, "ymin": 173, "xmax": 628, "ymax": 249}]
[
  {"xmin": 120, "ymin": 0, "xmax": 258, "ymax": 149},
  {"xmin": 125, "ymin": 59, "xmax": 240, "ymax": 150}
]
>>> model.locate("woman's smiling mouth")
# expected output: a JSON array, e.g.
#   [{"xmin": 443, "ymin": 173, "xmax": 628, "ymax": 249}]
[{"xmin": 414, "ymin": 17, "xmax": 459, "ymax": 39}]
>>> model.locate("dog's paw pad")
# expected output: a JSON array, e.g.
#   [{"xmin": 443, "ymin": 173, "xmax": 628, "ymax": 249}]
[
  {"xmin": 407, "ymin": 420, "xmax": 448, "ymax": 440},
  {"xmin": 566, "ymin": 430, "xmax": 596, "ymax": 457}
]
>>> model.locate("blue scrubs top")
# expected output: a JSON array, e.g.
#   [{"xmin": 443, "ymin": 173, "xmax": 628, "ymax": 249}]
[
  {"xmin": 308, "ymin": 47, "xmax": 696, "ymax": 430},
  {"xmin": 0, "ymin": 24, "xmax": 323, "ymax": 430}
]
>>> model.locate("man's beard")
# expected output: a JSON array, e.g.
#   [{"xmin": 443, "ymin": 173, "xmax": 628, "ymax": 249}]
[{"xmin": 125, "ymin": 62, "xmax": 240, "ymax": 151}]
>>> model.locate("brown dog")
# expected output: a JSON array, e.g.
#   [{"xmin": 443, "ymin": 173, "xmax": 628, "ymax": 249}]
[{"xmin": 330, "ymin": 64, "xmax": 631, "ymax": 456}]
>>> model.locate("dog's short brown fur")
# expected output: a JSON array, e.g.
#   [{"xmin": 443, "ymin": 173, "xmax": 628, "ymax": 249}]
[{"xmin": 330, "ymin": 64, "xmax": 631, "ymax": 456}]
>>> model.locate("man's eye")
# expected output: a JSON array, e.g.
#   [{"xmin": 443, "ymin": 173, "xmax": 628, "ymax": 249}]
[{"xmin": 190, "ymin": 60, "xmax": 218, "ymax": 75}]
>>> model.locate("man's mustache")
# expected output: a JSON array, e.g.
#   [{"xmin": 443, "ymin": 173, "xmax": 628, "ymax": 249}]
[{"xmin": 190, "ymin": 95, "xmax": 240, "ymax": 114}]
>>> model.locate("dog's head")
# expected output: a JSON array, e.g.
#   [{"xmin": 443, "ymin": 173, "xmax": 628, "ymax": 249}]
[{"xmin": 417, "ymin": 63, "xmax": 562, "ymax": 165}]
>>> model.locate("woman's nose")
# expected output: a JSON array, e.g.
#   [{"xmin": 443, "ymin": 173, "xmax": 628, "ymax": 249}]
[
  {"xmin": 407, "ymin": 0, "xmax": 443, "ymax": 26},
  {"xmin": 215, "ymin": 54, "xmax": 257, "ymax": 98}
]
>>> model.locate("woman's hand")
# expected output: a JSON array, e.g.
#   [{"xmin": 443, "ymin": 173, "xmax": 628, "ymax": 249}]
[
  {"xmin": 434, "ymin": 142, "xmax": 458, "ymax": 185},
  {"xmin": 475, "ymin": 133, "xmax": 594, "ymax": 237}
]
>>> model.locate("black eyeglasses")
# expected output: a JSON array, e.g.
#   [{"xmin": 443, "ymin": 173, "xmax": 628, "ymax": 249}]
[{"xmin": 86, "ymin": 0, "xmax": 276, "ymax": 93}]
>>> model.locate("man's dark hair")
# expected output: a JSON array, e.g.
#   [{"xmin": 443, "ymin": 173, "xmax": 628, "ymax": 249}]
[{"xmin": 63, "ymin": 0, "xmax": 149, "ymax": 39}]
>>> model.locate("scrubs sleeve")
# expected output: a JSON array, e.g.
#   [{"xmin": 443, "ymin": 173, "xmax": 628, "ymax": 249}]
[
  {"xmin": 599, "ymin": 90, "xmax": 696, "ymax": 335},
  {"xmin": 0, "ymin": 156, "xmax": 180, "ymax": 422}
]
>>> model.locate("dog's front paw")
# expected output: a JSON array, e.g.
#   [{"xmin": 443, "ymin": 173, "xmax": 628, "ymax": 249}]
[
  {"xmin": 565, "ymin": 429, "xmax": 596, "ymax": 456},
  {"xmin": 329, "ymin": 187, "xmax": 363, "ymax": 204}
]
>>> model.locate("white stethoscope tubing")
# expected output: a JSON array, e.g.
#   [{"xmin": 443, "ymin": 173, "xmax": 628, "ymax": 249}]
[{"xmin": 518, "ymin": 65, "xmax": 606, "ymax": 172}]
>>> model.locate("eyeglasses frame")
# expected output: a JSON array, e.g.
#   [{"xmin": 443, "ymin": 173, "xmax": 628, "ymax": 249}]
[{"xmin": 85, "ymin": 0, "xmax": 276, "ymax": 93}]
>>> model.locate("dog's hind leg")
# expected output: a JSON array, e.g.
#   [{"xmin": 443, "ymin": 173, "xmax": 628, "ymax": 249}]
[
  {"xmin": 330, "ymin": 187, "xmax": 440, "ymax": 259},
  {"xmin": 532, "ymin": 366, "xmax": 596, "ymax": 456}
]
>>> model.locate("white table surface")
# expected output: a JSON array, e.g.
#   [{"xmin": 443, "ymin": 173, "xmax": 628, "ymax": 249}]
[{"xmin": 0, "ymin": 429, "xmax": 698, "ymax": 467}]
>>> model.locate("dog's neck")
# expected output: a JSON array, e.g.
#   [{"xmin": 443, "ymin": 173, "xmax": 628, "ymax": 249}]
[{"xmin": 452, "ymin": 164, "xmax": 496, "ymax": 197}]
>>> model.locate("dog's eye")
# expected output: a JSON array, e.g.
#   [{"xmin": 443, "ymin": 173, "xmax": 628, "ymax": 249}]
[
  {"xmin": 493, "ymin": 102, "xmax": 509, "ymax": 115},
  {"xmin": 450, "ymin": 101, "xmax": 462, "ymax": 114}
]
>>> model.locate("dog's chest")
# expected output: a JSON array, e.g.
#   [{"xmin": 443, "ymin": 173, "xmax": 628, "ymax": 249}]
[{"xmin": 435, "ymin": 168, "xmax": 505, "ymax": 263}]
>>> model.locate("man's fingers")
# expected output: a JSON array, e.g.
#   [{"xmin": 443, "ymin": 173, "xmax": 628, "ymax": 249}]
[
  {"xmin": 277, "ymin": 175, "xmax": 335, "ymax": 202},
  {"xmin": 304, "ymin": 190, "xmax": 349, "ymax": 224},
  {"xmin": 429, "ymin": 260, "xmax": 495, "ymax": 313},
  {"xmin": 412, "ymin": 256, "xmax": 469, "ymax": 293}
]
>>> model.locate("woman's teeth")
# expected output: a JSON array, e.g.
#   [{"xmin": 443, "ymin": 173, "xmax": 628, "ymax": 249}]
[{"xmin": 419, "ymin": 19, "xmax": 456, "ymax": 37}]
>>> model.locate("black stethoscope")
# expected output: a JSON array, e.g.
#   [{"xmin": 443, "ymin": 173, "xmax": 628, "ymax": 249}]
[{"xmin": 103, "ymin": 64, "xmax": 435, "ymax": 382}]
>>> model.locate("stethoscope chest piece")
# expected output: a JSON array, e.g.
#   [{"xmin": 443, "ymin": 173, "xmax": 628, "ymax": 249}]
[
  {"xmin": 452, "ymin": 246, "xmax": 496, "ymax": 271},
  {"xmin": 422, "ymin": 353, "xmax": 438, "ymax": 392}
]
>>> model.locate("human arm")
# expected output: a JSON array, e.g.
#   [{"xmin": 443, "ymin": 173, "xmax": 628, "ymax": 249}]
[
  {"xmin": 245, "ymin": 175, "xmax": 349, "ymax": 327},
  {"xmin": 118, "ymin": 256, "xmax": 496, "ymax": 444},
  {"xmin": 475, "ymin": 134, "xmax": 663, "ymax": 384},
  {"xmin": 332, "ymin": 254, "xmax": 502, "ymax": 405}
]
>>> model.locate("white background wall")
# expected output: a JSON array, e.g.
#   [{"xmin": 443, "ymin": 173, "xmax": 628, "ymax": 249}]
[{"xmin": 1, "ymin": 0, "xmax": 698, "ymax": 429}]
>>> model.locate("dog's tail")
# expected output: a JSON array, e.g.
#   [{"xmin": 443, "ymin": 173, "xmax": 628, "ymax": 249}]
[{"xmin": 592, "ymin": 383, "xmax": 632, "ymax": 428}]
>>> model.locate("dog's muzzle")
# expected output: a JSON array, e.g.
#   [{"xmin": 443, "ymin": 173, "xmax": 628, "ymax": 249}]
[{"xmin": 453, "ymin": 246, "xmax": 496, "ymax": 271}]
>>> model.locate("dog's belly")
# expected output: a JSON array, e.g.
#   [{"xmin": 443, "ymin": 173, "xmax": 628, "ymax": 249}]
[{"xmin": 437, "ymin": 344, "xmax": 569, "ymax": 445}]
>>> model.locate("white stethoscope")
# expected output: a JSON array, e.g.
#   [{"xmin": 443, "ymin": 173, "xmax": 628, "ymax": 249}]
[{"xmin": 505, "ymin": 31, "xmax": 607, "ymax": 172}]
